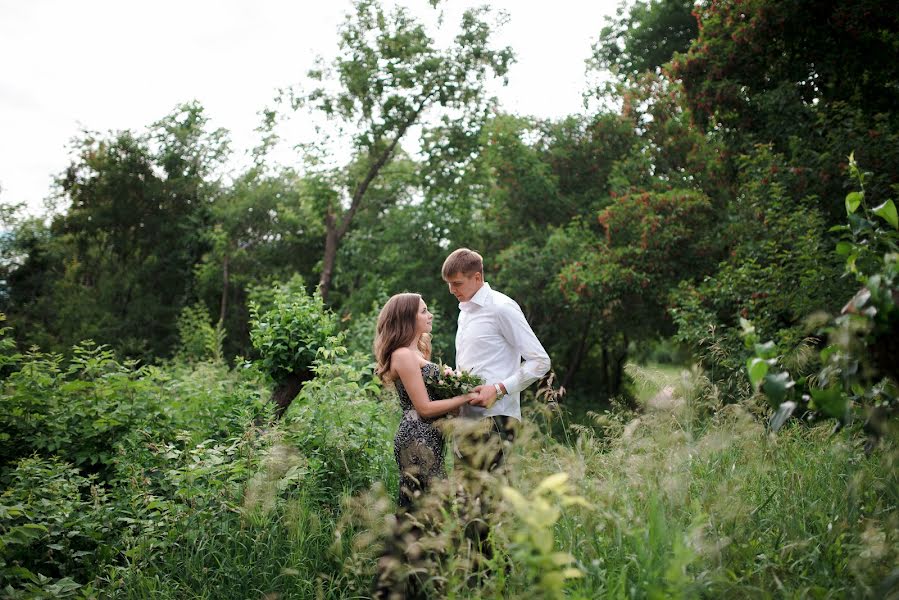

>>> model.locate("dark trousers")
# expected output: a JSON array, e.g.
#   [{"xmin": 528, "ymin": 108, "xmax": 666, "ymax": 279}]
[
  {"xmin": 453, "ymin": 415, "xmax": 518, "ymax": 566},
  {"xmin": 454, "ymin": 415, "xmax": 517, "ymax": 472}
]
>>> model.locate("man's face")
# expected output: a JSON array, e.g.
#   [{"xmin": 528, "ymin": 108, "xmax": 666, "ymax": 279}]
[{"xmin": 445, "ymin": 271, "xmax": 483, "ymax": 303}]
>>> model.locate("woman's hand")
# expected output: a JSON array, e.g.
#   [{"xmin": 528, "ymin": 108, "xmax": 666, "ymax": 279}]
[{"xmin": 469, "ymin": 384, "xmax": 501, "ymax": 408}]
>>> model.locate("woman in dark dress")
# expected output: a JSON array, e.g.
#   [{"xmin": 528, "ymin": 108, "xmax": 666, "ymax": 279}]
[
  {"xmin": 374, "ymin": 292, "xmax": 475, "ymax": 508},
  {"xmin": 372, "ymin": 293, "xmax": 475, "ymax": 598}
]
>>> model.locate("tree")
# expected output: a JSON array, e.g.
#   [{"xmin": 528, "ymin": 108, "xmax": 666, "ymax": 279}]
[
  {"xmin": 484, "ymin": 114, "xmax": 634, "ymax": 390},
  {"xmin": 5, "ymin": 103, "xmax": 228, "ymax": 358},
  {"xmin": 193, "ymin": 167, "xmax": 326, "ymax": 358},
  {"xmin": 495, "ymin": 225, "xmax": 599, "ymax": 391},
  {"xmin": 280, "ymin": 0, "xmax": 513, "ymax": 302},
  {"xmin": 669, "ymin": 0, "xmax": 899, "ymax": 213},
  {"xmin": 0, "ymin": 205, "xmax": 63, "ymax": 351},
  {"xmin": 669, "ymin": 147, "xmax": 856, "ymax": 394},
  {"xmin": 559, "ymin": 188, "xmax": 717, "ymax": 395},
  {"xmin": 646, "ymin": 0, "xmax": 899, "ymax": 392},
  {"xmin": 673, "ymin": 0, "xmax": 899, "ymax": 130},
  {"xmin": 248, "ymin": 276, "xmax": 339, "ymax": 418},
  {"xmin": 483, "ymin": 73, "xmax": 723, "ymax": 394},
  {"xmin": 590, "ymin": 0, "xmax": 697, "ymax": 79}
]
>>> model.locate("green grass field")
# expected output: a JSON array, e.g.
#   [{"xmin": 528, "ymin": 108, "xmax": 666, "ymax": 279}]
[{"xmin": 111, "ymin": 363, "xmax": 899, "ymax": 599}]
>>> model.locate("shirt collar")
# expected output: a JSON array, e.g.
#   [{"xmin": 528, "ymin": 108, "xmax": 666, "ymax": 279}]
[{"xmin": 459, "ymin": 282, "xmax": 491, "ymax": 312}]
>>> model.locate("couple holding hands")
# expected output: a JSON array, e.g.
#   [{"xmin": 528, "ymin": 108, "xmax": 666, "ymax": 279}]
[{"xmin": 373, "ymin": 248, "xmax": 551, "ymax": 509}]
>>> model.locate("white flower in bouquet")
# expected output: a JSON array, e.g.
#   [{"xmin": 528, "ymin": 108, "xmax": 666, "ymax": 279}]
[{"xmin": 425, "ymin": 363, "xmax": 484, "ymax": 399}]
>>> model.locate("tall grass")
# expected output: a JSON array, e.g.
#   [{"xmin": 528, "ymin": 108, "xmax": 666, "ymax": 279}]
[{"xmin": 107, "ymin": 362, "xmax": 898, "ymax": 599}]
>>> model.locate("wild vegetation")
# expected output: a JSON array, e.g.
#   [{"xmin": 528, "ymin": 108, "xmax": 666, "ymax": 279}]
[{"xmin": 1, "ymin": 0, "xmax": 897, "ymax": 597}]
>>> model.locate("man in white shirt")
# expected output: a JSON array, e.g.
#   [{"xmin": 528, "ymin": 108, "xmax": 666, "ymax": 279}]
[{"xmin": 442, "ymin": 247, "xmax": 551, "ymax": 471}]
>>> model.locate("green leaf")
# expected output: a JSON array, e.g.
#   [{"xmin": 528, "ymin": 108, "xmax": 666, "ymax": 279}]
[
  {"xmin": 849, "ymin": 213, "xmax": 874, "ymax": 236},
  {"xmin": 809, "ymin": 386, "xmax": 848, "ymax": 419},
  {"xmin": 835, "ymin": 241, "xmax": 853, "ymax": 256},
  {"xmin": 4, "ymin": 565, "xmax": 37, "ymax": 582},
  {"xmin": 747, "ymin": 358, "xmax": 769, "ymax": 388},
  {"xmin": 7, "ymin": 523, "xmax": 48, "ymax": 544},
  {"xmin": 739, "ymin": 318, "xmax": 757, "ymax": 347},
  {"xmin": 754, "ymin": 341, "xmax": 777, "ymax": 359},
  {"xmin": 762, "ymin": 371, "xmax": 793, "ymax": 407},
  {"xmin": 819, "ymin": 345, "xmax": 839, "ymax": 362},
  {"xmin": 866, "ymin": 276, "xmax": 880, "ymax": 298},
  {"xmin": 44, "ymin": 578, "xmax": 82, "ymax": 594},
  {"xmin": 872, "ymin": 198, "xmax": 898, "ymax": 229},
  {"xmin": 769, "ymin": 400, "xmax": 796, "ymax": 432},
  {"xmin": 738, "ymin": 317, "xmax": 755, "ymax": 335},
  {"xmin": 845, "ymin": 191, "xmax": 863, "ymax": 215}
]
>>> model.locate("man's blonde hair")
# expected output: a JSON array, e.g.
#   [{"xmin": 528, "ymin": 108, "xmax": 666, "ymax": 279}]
[{"xmin": 441, "ymin": 248, "xmax": 484, "ymax": 280}]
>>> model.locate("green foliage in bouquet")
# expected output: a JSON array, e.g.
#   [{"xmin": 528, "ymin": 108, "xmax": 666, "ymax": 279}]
[{"xmin": 423, "ymin": 365, "xmax": 484, "ymax": 399}]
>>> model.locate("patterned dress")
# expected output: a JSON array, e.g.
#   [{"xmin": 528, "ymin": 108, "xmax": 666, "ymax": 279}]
[{"xmin": 393, "ymin": 363, "xmax": 446, "ymax": 509}]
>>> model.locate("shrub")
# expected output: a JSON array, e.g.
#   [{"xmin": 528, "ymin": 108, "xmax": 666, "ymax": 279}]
[
  {"xmin": 744, "ymin": 155, "xmax": 898, "ymax": 439},
  {"xmin": 670, "ymin": 147, "xmax": 853, "ymax": 397},
  {"xmin": 0, "ymin": 457, "xmax": 117, "ymax": 596},
  {"xmin": 277, "ymin": 352, "xmax": 392, "ymax": 507},
  {"xmin": 175, "ymin": 302, "xmax": 224, "ymax": 363},
  {"xmin": 248, "ymin": 275, "xmax": 341, "ymax": 417},
  {"xmin": 0, "ymin": 342, "xmax": 167, "ymax": 474}
]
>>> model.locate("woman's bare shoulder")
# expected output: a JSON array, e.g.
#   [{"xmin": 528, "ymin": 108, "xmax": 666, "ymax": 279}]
[{"xmin": 391, "ymin": 346, "xmax": 416, "ymax": 365}]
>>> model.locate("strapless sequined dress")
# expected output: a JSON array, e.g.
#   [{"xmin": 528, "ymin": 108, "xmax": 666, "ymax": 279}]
[{"xmin": 393, "ymin": 363, "xmax": 446, "ymax": 508}]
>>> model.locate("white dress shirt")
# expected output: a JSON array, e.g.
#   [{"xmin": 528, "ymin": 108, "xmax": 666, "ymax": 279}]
[{"xmin": 455, "ymin": 282, "xmax": 551, "ymax": 421}]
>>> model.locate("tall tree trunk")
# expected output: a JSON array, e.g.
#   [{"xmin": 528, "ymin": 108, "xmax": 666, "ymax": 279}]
[
  {"xmin": 562, "ymin": 316, "xmax": 593, "ymax": 390},
  {"xmin": 315, "ymin": 101, "xmax": 429, "ymax": 302},
  {"xmin": 601, "ymin": 346, "xmax": 610, "ymax": 395},
  {"xmin": 608, "ymin": 336, "xmax": 629, "ymax": 397},
  {"xmin": 219, "ymin": 252, "xmax": 229, "ymax": 325},
  {"xmin": 609, "ymin": 353, "xmax": 624, "ymax": 396},
  {"xmin": 615, "ymin": 351, "xmax": 628, "ymax": 391},
  {"xmin": 318, "ymin": 213, "xmax": 339, "ymax": 303}
]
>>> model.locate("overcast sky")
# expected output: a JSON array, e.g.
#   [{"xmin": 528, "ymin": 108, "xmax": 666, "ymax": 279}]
[{"xmin": 0, "ymin": 0, "xmax": 619, "ymax": 214}]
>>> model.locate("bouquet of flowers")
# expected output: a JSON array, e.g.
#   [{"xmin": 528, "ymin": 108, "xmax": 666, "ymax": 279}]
[{"xmin": 424, "ymin": 364, "xmax": 484, "ymax": 399}]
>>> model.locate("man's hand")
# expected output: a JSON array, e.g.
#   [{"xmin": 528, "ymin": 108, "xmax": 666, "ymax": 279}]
[{"xmin": 469, "ymin": 384, "xmax": 498, "ymax": 408}]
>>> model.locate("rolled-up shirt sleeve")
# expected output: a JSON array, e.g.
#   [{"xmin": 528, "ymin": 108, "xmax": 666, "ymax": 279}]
[{"xmin": 496, "ymin": 301, "xmax": 551, "ymax": 395}]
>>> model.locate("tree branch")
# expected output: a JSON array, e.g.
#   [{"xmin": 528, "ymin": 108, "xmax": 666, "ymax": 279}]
[{"xmin": 335, "ymin": 94, "xmax": 434, "ymax": 241}]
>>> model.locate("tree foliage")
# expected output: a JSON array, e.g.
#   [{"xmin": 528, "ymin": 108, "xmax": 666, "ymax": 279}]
[
  {"xmin": 0, "ymin": 0, "xmax": 896, "ymax": 408},
  {"xmin": 669, "ymin": 0, "xmax": 899, "ymax": 211},
  {"xmin": 743, "ymin": 157, "xmax": 898, "ymax": 443},
  {"xmin": 193, "ymin": 167, "xmax": 326, "ymax": 357},
  {"xmin": 281, "ymin": 0, "xmax": 513, "ymax": 301},
  {"xmin": 670, "ymin": 147, "xmax": 854, "ymax": 392},
  {"xmin": 1, "ymin": 3, "xmax": 899, "ymax": 594},
  {"xmin": 248, "ymin": 276, "xmax": 340, "ymax": 417},
  {"xmin": 591, "ymin": 0, "xmax": 697, "ymax": 78},
  {"xmin": 673, "ymin": 0, "xmax": 899, "ymax": 130},
  {"xmin": 5, "ymin": 103, "xmax": 227, "ymax": 359}
]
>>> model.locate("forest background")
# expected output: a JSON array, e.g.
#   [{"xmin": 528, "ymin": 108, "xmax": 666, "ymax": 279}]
[{"xmin": 1, "ymin": 0, "xmax": 898, "ymax": 598}]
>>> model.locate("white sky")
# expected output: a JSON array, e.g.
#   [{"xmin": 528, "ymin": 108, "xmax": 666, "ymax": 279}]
[{"xmin": 0, "ymin": 0, "xmax": 619, "ymax": 214}]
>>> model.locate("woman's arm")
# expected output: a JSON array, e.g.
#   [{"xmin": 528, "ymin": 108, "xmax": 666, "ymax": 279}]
[{"xmin": 393, "ymin": 348, "xmax": 473, "ymax": 418}]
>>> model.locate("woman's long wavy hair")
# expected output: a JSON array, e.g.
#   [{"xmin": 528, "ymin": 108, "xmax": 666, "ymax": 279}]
[{"xmin": 374, "ymin": 293, "xmax": 431, "ymax": 384}]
